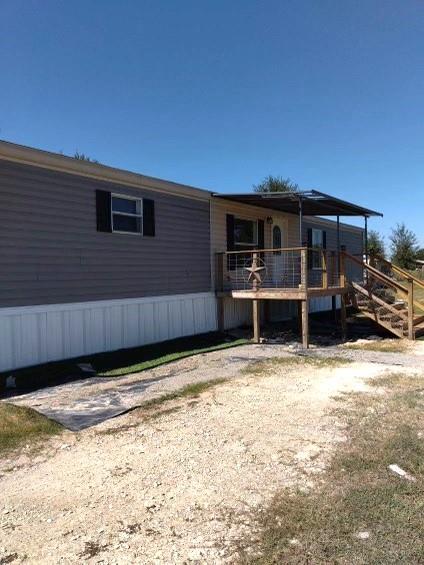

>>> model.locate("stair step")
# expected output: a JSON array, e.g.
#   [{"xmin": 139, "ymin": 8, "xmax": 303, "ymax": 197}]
[{"xmin": 348, "ymin": 256, "xmax": 424, "ymax": 340}]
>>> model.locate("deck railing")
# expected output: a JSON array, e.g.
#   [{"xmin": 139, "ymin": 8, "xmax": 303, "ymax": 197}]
[{"xmin": 215, "ymin": 247, "xmax": 344, "ymax": 293}]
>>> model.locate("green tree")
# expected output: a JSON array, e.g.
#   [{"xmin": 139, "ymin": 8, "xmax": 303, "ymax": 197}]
[
  {"xmin": 367, "ymin": 230, "xmax": 385, "ymax": 258},
  {"xmin": 74, "ymin": 151, "xmax": 99, "ymax": 163},
  {"xmin": 416, "ymin": 248, "xmax": 424, "ymax": 261},
  {"xmin": 389, "ymin": 223, "xmax": 419, "ymax": 269},
  {"xmin": 253, "ymin": 175, "xmax": 299, "ymax": 193}
]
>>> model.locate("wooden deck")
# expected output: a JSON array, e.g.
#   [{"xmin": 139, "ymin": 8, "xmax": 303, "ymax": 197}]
[{"xmin": 215, "ymin": 247, "xmax": 348, "ymax": 348}]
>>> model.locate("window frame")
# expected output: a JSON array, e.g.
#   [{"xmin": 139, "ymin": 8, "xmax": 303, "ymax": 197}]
[
  {"xmin": 233, "ymin": 216, "xmax": 258, "ymax": 250},
  {"xmin": 311, "ymin": 228, "xmax": 324, "ymax": 270},
  {"xmin": 111, "ymin": 193, "xmax": 143, "ymax": 236}
]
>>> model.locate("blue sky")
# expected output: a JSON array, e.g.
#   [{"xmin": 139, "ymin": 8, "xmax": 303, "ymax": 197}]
[{"xmin": 1, "ymin": 0, "xmax": 423, "ymax": 245}]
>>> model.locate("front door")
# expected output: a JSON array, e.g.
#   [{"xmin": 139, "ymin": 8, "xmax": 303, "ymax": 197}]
[{"xmin": 272, "ymin": 223, "xmax": 285, "ymax": 286}]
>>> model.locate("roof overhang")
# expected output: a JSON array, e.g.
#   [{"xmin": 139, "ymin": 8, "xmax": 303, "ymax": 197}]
[
  {"xmin": 212, "ymin": 190, "xmax": 383, "ymax": 217},
  {"xmin": 0, "ymin": 140, "xmax": 212, "ymax": 202}
]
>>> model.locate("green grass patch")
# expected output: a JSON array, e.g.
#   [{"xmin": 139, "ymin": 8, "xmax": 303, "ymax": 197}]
[
  {"xmin": 0, "ymin": 403, "xmax": 62, "ymax": 454},
  {"xmin": 1, "ymin": 332, "xmax": 247, "ymax": 389},
  {"xmin": 141, "ymin": 378, "xmax": 228, "ymax": 411},
  {"xmin": 345, "ymin": 340, "xmax": 407, "ymax": 353},
  {"xmin": 237, "ymin": 372, "xmax": 424, "ymax": 563},
  {"xmin": 100, "ymin": 337, "xmax": 247, "ymax": 377},
  {"xmin": 242, "ymin": 355, "xmax": 351, "ymax": 376}
]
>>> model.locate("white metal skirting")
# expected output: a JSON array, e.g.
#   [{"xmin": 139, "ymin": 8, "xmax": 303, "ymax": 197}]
[{"xmin": 0, "ymin": 292, "xmax": 218, "ymax": 372}]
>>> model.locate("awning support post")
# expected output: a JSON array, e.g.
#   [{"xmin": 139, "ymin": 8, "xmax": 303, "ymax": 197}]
[
  {"xmin": 299, "ymin": 197, "xmax": 303, "ymax": 245},
  {"xmin": 364, "ymin": 215, "xmax": 369, "ymax": 263},
  {"xmin": 336, "ymin": 215, "xmax": 340, "ymax": 278}
]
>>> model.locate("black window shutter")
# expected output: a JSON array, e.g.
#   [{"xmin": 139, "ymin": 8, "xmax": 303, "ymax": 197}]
[
  {"xmin": 143, "ymin": 199, "xmax": 155, "ymax": 236},
  {"xmin": 226, "ymin": 214, "xmax": 235, "ymax": 251},
  {"xmin": 96, "ymin": 190, "xmax": 112, "ymax": 232},
  {"xmin": 307, "ymin": 228, "xmax": 313, "ymax": 269},
  {"xmin": 257, "ymin": 220, "xmax": 265, "ymax": 250},
  {"xmin": 307, "ymin": 228, "xmax": 313, "ymax": 248},
  {"xmin": 322, "ymin": 230, "xmax": 327, "ymax": 249}
]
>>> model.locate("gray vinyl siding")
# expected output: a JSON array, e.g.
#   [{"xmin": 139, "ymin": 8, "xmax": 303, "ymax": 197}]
[
  {"xmin": 0, "ymin": 161, "xmax": 211, "ymax": 307},
  {"xmin": 303, "ymin": 218, "xmax": 364, "ymax": 281}
]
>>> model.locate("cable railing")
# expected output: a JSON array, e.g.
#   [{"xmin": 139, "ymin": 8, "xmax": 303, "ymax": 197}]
[{"xmin": 215, "ymin": 247, "xmax": 344, "ymax": 293}]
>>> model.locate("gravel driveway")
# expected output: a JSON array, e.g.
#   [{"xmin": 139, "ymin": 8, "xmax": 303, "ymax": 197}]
[
  {"xmin": 5, "ymin": 341, "xmax": 424, "ymax": 430},
  {"xmin": 1, "ymin": 341, "xmax": 423, "ymax": 563}
]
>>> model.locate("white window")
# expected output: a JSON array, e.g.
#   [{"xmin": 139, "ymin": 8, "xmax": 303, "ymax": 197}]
[
  {"xmin": 111, "ymin": 194, "xmax": 142, "ymax": 234},
  {"xmin": 312, "ymin": 229, "xmax": 324, "ymax": 269},
  {"xmin": 234, "ymin": 217, "xmax": 258, "ymax": 249}
]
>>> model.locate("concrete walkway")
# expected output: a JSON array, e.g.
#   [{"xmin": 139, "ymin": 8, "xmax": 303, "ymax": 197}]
[{"xmin": 4, "ymin": 341, "xmax": 423, "ymax": 431}]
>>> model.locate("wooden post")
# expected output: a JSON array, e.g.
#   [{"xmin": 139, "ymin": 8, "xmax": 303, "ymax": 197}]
[
  {"xmin": 330, "ymin": 251, "xmax": 336, "ymax": 288},
  {"xmin": 339, "ymin": 249, "xmax": 346, "ymax": 288},
  {"xmin": 252, "ymin": 252, "xmax": 259, "ymax": 291},
  {"xmin": 301, "ymin": 248, "xmax": 308, "ymax": 291},
  {"xmin": 253, "ymin": 299, "xmax": 261, "ymax": 343},
  {"xmin": 322, "ymin": 250, "xmax": 328, "ymax": 289},
  {"xmin": 301, "ymin": 299, "xmax": 309, "ymax": 348},
  {"xmin": 408, "ymin": 279, "xmax": 414, "ymax": 340},
  {"xmin": 332, "ymin": 295, "xmax": 337, "ymax": 322},
  {"xmin": 340, "ymin": 294, "xmax": 347, "ymax": 340}
]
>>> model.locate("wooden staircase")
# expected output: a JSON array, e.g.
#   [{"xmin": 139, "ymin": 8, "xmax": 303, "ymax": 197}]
[{"xmin": 343, "ymin": 252, "xmax": 424, "ymax": 340}]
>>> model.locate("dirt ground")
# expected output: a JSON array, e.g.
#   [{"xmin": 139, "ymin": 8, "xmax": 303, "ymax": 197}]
[{"xmin": 1, "ymin": 341, "xmax": 423, "ymax": 564}]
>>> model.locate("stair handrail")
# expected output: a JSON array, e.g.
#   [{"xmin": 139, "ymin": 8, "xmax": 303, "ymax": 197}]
[
  {"xmin": 371, "ymin": 254, "xmax": 424, "ymax": 315},
  {"xmin": 370, "ymin": 254, "xmax": 424, "ymax": 291},
  {"xmin": 342, "ymin": 251, "xmax": 409, "ymax": 296}
]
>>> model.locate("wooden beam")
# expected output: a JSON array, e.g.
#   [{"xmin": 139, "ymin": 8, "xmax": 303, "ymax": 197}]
[
  {"xmin": 232, "ymin": 290, "xmax": 307, "ymax": 300},
  {"xmin": 340, "ymin": 251, "xmax": 346, "ymax": 288},
  {"xmin": 308, "ymin": 287, "xmax": 349, "ymax": 298},
  {"xmin": 408, "ymin": 279, "xmax": 414, "ymax": 340},
  {"xmin": 230, "ymin": 287, "xmax": 348, "ymax": 300},
  {"xmin": 224, "ymin": 246, "xmax": 307, "ymax": 255},
  {"xmin": 253, "ymin": 299, "xmax": 261, "ymax": 343},
  {"xmin": 322, "ymin": 250, "xmax": 328, "ymax": 289},
  {"xmin": 301, "ymin": 299, "xmax": 309, "ymax": 348}
]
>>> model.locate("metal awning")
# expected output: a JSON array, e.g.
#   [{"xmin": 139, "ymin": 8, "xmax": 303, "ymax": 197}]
[{"xmin": 212, "ymin": 190, "xmax": 383, "ymax": 217}]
